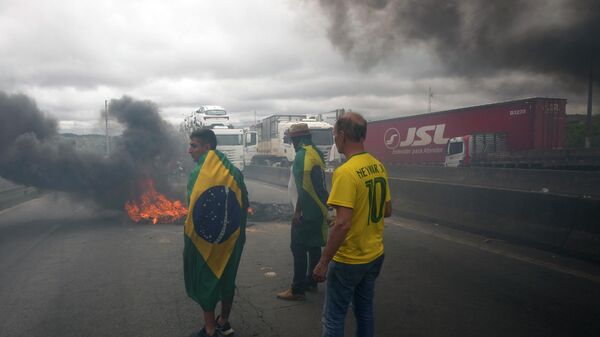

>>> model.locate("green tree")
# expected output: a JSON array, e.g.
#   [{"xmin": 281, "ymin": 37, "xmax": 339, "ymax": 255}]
[{"xmin": 566, "ymin": 114, "xmax": 600, "ymax": 148}]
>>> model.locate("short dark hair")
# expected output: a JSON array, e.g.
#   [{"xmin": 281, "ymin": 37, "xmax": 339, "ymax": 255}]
[
  {"xmin": 335, "ymin": 112, "xmax": 367, "ymax": 142},
  {"xmin": 190, "ymin": 128, "xmax": 217, "ymax": 149}
]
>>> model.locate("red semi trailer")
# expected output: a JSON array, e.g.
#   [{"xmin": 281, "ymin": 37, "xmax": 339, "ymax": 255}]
[{"xmin": 364, "ymin": 97, "xmax": 566, "ymax": 166}]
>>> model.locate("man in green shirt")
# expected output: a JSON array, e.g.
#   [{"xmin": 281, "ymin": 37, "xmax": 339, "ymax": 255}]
[
  {"xmin": 277, "ymin": 123, "xmax": 329, "ymax": 300},
  {"xmin": 185, "ymin": 128, "xmax": 248, "ymax": 337}
]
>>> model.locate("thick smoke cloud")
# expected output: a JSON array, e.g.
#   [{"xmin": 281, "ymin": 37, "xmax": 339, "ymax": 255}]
[
  {"xmin": 0, "ymin": 92, "xmax": 182, "ymax": 209},
  {"xmin": 317, "ymin": 0, "xmax": 599, "ymax": 88},
  {"xmin": 108, "ymin": 96, "xmax": 182, "ymax": 200},
  {"xmin": 0, "ymin": 92, "xmax": 57, "ymax": 153}
]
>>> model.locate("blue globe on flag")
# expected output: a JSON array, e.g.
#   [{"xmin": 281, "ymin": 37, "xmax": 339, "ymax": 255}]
[{"xmin": 192, "ymin": 186, "xmax": 241, "ymax": 243}]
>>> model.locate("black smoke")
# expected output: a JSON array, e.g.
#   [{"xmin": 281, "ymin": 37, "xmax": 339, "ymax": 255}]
[
  {"xmin": 317, "ymin": 0, "xmax": 599, "ymax": 88},
  {"xmin": 0, "ymin": 92, "xmax": 182, "ymax": 209},
  {"xmin": 0, "ymin": 92, "xmax": 57, "ymax": 153}
]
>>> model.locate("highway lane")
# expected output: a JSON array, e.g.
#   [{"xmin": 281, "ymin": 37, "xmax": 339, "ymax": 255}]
[{"xmin": 0, "ymin": 181, "xmax": 599, "ymax": 337}]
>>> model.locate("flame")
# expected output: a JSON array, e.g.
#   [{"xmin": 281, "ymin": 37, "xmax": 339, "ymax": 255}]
[{"xmin": 125, "ymin": 180, "xmax": 187, "ymax": 224}]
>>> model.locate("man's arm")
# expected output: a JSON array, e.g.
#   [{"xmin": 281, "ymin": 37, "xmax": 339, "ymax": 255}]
[{"xmin": 312, "ymin": 205, "xmax": 353, "ymax": 282}]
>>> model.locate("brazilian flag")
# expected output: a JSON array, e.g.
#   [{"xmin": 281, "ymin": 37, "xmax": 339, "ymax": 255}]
[
  {"xmin": 292, "ymin": 143, "xmax": 329, "ymax": 247},
  {"xmin": 184, "ymin": 150, "xmax": 248, "ymax": 311}
]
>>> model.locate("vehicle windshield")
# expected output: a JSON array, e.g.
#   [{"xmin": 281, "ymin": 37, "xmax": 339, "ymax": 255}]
[
  {"xmin": 216, "ymin": 134, "xmax": 243, "ymax": 146},
  {"xmin": 310, "ymin": 128, "xmax": 334, "ymax": 146},
  {"xmin": 447, "ymin": 141, "xmax": 463, "ymax": 155},
  {"xmin": 204, "ymin": 109, "xmax": 227, "ymax": 116}
]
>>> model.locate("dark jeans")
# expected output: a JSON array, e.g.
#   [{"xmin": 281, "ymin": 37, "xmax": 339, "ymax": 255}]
[
  {"xmin": 291, "ymin": 242, "xmax": 321, "ymax": 294},
  {"xmin": 322, "ymin": 254, "xmax": 384, "ymax": 337}
]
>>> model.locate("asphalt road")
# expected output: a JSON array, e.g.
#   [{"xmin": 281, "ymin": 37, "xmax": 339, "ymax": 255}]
[{"xmin": 0, "ymin": 180, "xmax": 599, "ymax": 337}]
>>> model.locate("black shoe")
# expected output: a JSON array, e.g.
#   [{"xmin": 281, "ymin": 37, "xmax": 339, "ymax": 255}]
[
  {"xmin": 190, "ymin": 327, "xmax": 222, "ymax": 337},
  {"xmin": 215, "ymin": 315, "xmax": 234, "ymax": 336}
]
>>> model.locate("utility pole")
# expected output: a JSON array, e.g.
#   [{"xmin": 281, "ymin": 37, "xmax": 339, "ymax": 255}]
[
  {"xmin": 585, "ymin": 60, "xmax": 594, "ymax": 149},
  {"xmin": 105, "ymin": 100, "xmax": 110, "ymax": 157},
  {"xmin": 428, "ymin": 86, "xmax": 433, "ymax": 113}
]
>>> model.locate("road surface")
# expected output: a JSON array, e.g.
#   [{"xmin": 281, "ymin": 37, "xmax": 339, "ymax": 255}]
[{"xmin": 0, "ymin": 180, "xmax": 599, "ymax": 337}]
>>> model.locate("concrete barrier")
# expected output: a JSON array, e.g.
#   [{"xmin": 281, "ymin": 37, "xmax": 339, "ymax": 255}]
[
  {"xmin": 243, "ymin": 165, "xmax": 291, "ymax": 187},
  {"xmin": 244, "ymin": 165, "xmax": 600, "ymax": 262},
  {"xmin": 390, "ymin": 178, "xmax": 600, "ymax": 260},
  {"xmin": 386, "ymin": 165, "xmax": 600, "ymax": 198}
]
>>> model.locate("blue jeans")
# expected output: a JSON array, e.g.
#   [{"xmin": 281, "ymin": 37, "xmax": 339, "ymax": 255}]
[{"xmin": 322, "ymin": 255, "xmax": 384, "ymax": 337}]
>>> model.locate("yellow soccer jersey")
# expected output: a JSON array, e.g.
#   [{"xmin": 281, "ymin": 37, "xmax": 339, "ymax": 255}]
[{"xmin": 327, "ymin": 152, "xmax": 391, "ymax": 264}]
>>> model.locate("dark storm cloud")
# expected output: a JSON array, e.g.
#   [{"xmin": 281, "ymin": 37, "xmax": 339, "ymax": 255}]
[
  {"xmin": 0, "ymin": 92, "xmax": 182, "ymax": 209},
  {"xmin": 317, "ymin": 0, "xmax": 599, "ymax": 88}
]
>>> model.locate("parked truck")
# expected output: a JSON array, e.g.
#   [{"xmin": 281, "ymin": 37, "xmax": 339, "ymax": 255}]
[
  {"xmin": 445, "ymin": 133, "xmax": 508, "ymax": 167},
  {"xmin": 445, "ymin": 132, "xmax": 600, "ymax": 169},
  {"xmin": 180, "ymin": 124, "xmax": 257, "ymax": 171},
  {"xmin": 252, "ymin": 114, "xmax": 333, "ymax": 166},
  {"xmin": 364, "ymin": 97, "xmax": 569, "ymax": 167},
  {"xmin": 212, "ymin": 127, "xmax": 258, "ymax": 171}
]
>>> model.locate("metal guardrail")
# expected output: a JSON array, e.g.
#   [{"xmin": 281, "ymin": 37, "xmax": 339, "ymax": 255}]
[
  {"xmin": 243, "ymin": 165, "xmax": 292, "ymax": 187},
  {"xmin": 245, "ymin": 164, "xmax": 600, "ymax": 199},
  {"xmin": 384, "ymin": 165, "xmax": 600, "ymax": 199}
]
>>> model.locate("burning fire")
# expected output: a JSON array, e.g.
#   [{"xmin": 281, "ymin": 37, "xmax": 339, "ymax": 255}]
[{"xmin": 125, "ymin": 180, "xmax": 187, "ymax": 224}]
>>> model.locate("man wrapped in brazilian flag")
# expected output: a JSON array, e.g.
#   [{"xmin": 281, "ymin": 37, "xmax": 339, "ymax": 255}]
[
  {"xmin": 277, "ymin": 123, "xmax": 329, "ymax": 301},
  {"xmin": 184, "ymin": 128, "xmax": 248, "ymax": 337}
]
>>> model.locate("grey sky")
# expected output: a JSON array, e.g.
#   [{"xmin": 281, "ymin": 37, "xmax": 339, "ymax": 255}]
[{"xmin": 0, "ymin": 0, "xmax": 596, "ymax": 134}]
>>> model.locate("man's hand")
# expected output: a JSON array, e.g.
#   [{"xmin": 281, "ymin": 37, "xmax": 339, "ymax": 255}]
[
  {"xmin": 314, "ymin": 205, "xmax": 353, "ymax": 283},
  {"xmin": 313, "ymin": 261, "xmax": 328, "ymax": 283}
]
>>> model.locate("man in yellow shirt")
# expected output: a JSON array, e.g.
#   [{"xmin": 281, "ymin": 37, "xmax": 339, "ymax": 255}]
[{"xmin": 313, "ymin": 112, "xmax": 391, "ymax": 337}]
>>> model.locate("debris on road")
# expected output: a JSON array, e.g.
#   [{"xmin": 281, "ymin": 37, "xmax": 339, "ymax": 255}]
[{"xmin": 248, "ymin": 202, "xmax": 293, "ymax": 222}]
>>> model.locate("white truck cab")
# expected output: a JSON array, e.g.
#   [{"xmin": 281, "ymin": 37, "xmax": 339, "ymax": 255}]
[
  {"xmin": 444, "ymin": 136, "xmax": 467, "ymax": 167},
  {"xmin": 213, "ymin": 127, "xmax": 257, "ymax": 171},
  {"xmin": 253, "ymin": 114, "xmax": 333, "ymax": 166},
  {"xmin": 281, "ymin": 117, "xmax": 334, "ymax": 162},
  {"xmin": 444, "ymin": 133, "xmax": 507, "ymax": 167}
]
